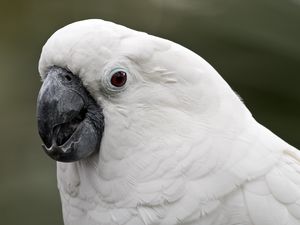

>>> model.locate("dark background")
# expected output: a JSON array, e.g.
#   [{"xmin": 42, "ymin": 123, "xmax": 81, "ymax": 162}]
[{"xmin": 0, "ymin": 0, "xmax": 299, "ymax": 224}]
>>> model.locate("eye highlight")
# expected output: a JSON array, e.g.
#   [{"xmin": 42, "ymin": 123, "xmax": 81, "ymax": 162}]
[{"xmin": 110, "ymin": 71, "xmax": 127, "ymax": 87}]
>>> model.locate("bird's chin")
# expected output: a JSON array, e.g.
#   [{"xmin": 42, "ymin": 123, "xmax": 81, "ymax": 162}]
[{"xmin": 42, "ymin": 118, "xmax": 101, "ymax": 162}]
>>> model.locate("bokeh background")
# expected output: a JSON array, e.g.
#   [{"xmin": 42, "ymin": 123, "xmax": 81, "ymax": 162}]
[{"xmin": 0, "ymin": 0, "xmax": 299, "ymax": 224}]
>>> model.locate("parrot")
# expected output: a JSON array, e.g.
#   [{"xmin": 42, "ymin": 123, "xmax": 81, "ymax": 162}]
[{"xmin": 36, "ymin": 19, "xmax": 300, "ymax": 225}]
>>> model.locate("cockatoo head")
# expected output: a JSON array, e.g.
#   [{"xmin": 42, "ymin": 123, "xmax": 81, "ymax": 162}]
[{"xmin": 37, "ymin": 19, "xmax": 248, "ymax": 162}]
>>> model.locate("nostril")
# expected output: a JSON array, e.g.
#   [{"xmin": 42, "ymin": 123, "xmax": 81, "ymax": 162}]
[{"xmin": 65, "ymin": 74, "xmax": 72, "ymax": 81}]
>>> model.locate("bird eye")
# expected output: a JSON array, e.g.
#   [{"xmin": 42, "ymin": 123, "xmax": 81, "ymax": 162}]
[{"xmin": 110, "ymin": 71, "xmax": 127, "ymax": 87}]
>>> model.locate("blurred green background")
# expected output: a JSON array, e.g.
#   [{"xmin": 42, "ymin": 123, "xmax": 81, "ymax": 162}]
[{"xmin": 0, "ymin": 0, "xmax": 299, "ymax": 224}]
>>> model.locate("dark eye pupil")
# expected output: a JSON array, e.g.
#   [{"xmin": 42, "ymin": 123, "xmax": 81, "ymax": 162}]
[{"xmin": 111, "ymin": 71, "xmax": 127, "ymax": 87}]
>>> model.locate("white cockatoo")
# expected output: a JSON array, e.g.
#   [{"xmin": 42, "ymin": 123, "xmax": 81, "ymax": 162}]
[{"xmin": 36, "ymin": 19, "xmax": 300, "ymax": 225}]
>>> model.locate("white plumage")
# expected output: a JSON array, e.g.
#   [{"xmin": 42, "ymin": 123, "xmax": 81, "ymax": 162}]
[{"xmin": 39, "ymin": 19, "xmax": 300, "ymax": 225}]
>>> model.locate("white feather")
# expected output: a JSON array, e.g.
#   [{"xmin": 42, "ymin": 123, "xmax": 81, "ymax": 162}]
[{"xmin": 39, "ymin": 19, "xmax": 300, "ymax": 225}]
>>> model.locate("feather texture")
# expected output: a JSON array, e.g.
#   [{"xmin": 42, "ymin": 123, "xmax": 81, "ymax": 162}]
[{"xmin": 38, "ymin": 19, "xmax": 300, "ymax": 225}]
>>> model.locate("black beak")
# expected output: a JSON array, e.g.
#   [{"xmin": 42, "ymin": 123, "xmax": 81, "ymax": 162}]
[{"xmin": 37, "ymin": 66, "xmax": 104, "ymax": 162}]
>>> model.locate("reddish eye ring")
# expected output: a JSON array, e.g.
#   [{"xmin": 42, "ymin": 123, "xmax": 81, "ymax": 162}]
[{"xmin": 110, "ymin": 71, "xmax": 127, "ymax": 87}]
